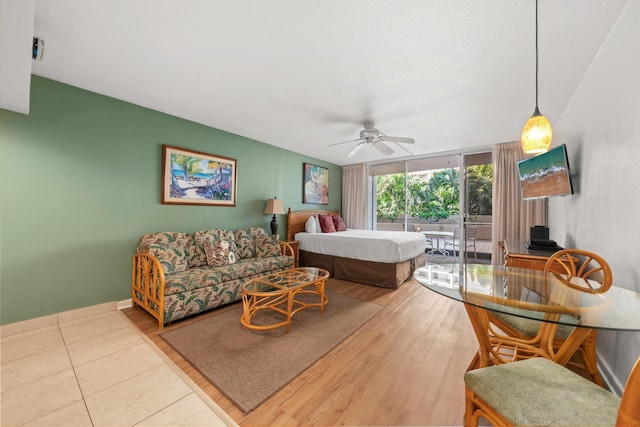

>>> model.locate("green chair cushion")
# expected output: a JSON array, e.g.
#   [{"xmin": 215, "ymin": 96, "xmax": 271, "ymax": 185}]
[
  {"xmin": 490, "ymin": 309, "xmax": 576, "ymax": 338},
  {"xmin": 464, "ymin": 358, "xmax": 619, "ymax": 426}
]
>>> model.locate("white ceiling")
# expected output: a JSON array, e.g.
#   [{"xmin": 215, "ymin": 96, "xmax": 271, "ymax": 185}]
[{"xmin": 3, "ymin": 0, "xmax": 628, "ymax": 166}]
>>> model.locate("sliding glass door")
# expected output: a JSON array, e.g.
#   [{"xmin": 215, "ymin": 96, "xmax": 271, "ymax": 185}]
[{"xmin": 368, "ymin": 150, "xmax": 492, "ymax": 264}]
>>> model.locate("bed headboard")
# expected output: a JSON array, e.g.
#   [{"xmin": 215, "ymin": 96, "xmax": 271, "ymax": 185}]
[{"xmin": 286, "ymin": 208, "xmax": 340, "ymax": 242}]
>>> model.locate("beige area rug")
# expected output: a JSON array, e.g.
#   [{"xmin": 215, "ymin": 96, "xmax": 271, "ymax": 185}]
[{"xmin": 160, "ymin": 290, "xmax": 383, "ymax": 414}]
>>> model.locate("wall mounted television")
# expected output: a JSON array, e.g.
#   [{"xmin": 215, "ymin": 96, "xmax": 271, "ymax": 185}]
[{"xmin": 517, "ymin": 144, "xmax": 574, "ymax": 200}]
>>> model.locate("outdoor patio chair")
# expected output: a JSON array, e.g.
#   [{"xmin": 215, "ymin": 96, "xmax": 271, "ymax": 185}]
[
  {"xmin": 443, "ymin": 226, "xmax": 478, "ymax": 261},
  {"xmin": 411, "ymin": 224, "xmax": 433, "ymax": 252}
]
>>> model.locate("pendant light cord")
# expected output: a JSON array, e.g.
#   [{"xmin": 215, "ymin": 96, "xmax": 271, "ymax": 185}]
[{"xmin": 535, "ymin": 0, "xmax": 539, "ymax": 108}]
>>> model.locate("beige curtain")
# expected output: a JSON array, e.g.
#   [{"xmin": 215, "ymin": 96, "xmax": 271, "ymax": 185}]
[
  {"xmin": 491, "ymin": 141, "xmax": 547, "ymax": 265},
  {"xmin": 342, "ymin": 164, "xmax": 368, "ymax": 229}
]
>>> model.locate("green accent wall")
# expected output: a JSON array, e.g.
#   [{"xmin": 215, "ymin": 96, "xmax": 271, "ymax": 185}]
[{"xmin": 0, "ymin": 76, "xmax": 342, "ymax": 325}]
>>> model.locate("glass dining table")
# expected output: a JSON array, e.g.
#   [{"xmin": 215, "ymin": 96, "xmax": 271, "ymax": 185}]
[{"xmin": 414, "ymin": 263, "xmax": 640, "ymax": 376}]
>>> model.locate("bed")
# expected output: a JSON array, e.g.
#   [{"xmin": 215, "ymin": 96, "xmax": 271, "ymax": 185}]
[{"xmin": 286, "ymin": 208, "xmax": 426, "ymax": 288}]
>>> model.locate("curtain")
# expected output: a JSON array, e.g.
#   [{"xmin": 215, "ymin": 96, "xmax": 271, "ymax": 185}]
[
  {"xmin": 491, "ymin": 141, "xmax": 547, "ymax": 265},
  {"xmin": 342, "ymin": 164, "xmax": 368, "ymax": 229}
]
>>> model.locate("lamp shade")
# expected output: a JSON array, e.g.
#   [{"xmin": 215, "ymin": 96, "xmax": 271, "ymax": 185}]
[
  {"xmin": 521, "ymin": 107, "xmax": 552, "ymax": 154},
  {"xmin": 264, "ymin": 198, "xmax": 284, "ymax": 215}
]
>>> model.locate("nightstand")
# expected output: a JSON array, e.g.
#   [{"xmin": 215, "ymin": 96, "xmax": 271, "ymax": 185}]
[{"xmin": 286, "ymin": 240, "xmax": 300, "ymax": 267}]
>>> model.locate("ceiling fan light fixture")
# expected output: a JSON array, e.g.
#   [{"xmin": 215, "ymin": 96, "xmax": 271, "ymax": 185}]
[
  {"xmin": 521, "ymin": 0, "xmax": 552, "ymax": 154},
  {"xmin": 329, "ymin": 121, "xmax": 413, "ymax": 158},
  {"xmin": 521, "ymin": 106, "xmax": 552, "ymax": 154}
]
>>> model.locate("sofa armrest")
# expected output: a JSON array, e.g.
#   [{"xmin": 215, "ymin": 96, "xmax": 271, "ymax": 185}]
[
  {"xmin": 132, "ymin": 253, "xmax": 166, "ymax": 329},
  {"xmin": 279, "ymin": 241, "xmax": 294, "ymax": 258}
]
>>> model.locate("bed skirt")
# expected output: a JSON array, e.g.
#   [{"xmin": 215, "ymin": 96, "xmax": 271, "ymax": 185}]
[{"xmin": 299, "ymin": 250, "xmax": 425, "ymax": 289}]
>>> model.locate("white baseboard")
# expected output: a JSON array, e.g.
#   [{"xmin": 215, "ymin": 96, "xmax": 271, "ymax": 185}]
[
  {"xmin": 117, "ymin": 298, "xmax": 132, "ymax": 310},
  {"xmin": 598, "ymin": 354, "xmax": 624, "ymax": 395},
  {"xmin": 0, "ymin": 300, "xmax": 134, "ymax": 338}
]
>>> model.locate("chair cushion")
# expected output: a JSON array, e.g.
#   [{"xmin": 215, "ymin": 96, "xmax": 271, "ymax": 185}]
[
  {"xmin": 490, "ymin": 310, "xmax": 577, "ymax": 338},
  {"xmin": 464, "ymin": 358, "xmax": 619, "ymax": 426}
]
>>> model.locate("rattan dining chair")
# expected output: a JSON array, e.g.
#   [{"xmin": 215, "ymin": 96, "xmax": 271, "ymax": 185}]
[
  {"xmin": 464, "ymin": 356, "xmax": 640, "ymax": 427},
  {"xmin": 488, "ymin": 249, "xmax": 613, "ymax": 386}
]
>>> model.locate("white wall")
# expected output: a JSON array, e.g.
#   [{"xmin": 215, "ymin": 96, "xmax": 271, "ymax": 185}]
[
  {"xmin": 0, "ymin": 0, "xmax": 35, "ymax": 114},
  {"xmin": 549, "ymin": 0, "xmax": 640, "ymax": 393}
]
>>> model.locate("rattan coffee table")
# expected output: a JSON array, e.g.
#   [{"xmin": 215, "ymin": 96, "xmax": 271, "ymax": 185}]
[{"xmin": 240, "ymin": 267, "xmax": 330, "ymax": 332}]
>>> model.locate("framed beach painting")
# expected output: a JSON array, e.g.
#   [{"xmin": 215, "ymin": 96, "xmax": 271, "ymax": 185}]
[
  {"xmin": 303, "ymin": 163, "xmax": 329, "ymax": 204},
  {"xmin": 161, "ymin": 145, "xmax": 237, "ymax": 206}
]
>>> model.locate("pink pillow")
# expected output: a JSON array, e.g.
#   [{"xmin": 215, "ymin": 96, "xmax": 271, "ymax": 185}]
[
  {"xmin": 332, "ymin": 216, "xmax": 346, "ymax": 232},
  {"xmin": 318, "ymin": 214, "xmax": 337, "ymax": 233}
]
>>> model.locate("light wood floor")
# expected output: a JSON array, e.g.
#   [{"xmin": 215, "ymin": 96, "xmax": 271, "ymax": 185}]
[{"xmin": 122, "ymin": 277, "xmax": 479, "ymax": 426}]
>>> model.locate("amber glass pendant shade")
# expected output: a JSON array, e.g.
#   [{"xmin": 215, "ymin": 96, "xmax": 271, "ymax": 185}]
[{"xmin": 521, "ymin": 106, "xmax": 552, "ymax": 154}]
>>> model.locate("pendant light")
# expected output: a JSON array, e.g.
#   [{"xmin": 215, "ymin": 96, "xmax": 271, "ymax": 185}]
[{"xmin": 521, "ymin": 0, "xmax": 552, "ymax": 154}]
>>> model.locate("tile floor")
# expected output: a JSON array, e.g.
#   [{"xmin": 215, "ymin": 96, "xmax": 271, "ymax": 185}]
[{"xmin": 1, "ymin": 310, "xmax": 236, "ymax": 427}]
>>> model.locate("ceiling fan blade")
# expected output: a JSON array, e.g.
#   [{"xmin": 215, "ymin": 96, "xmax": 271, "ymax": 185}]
[
  {"xmin": 329, "ymin": 138, "xmax": 363, "ymax": 147},
  {"xmin": 373, "ymin": 140, "xmax": 394, "ymax": 156},
  {"xmin": 347, "ymin": 142, "xmax": 365, "ymax": 158},
  {"xmin": 380, "ymin": 135, "xmax": 415, "ymax": 144},
  {"xmin": 397, "ymin": 142, "xmax": 415, "ymax": 156}
]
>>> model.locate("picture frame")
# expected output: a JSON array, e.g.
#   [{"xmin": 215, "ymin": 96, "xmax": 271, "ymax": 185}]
[
  {"xmin": 161, "ymin": 145, "xmax": 237, "ymax": 206},
  {"xmin": 303, "ymin": 163, "xmax": 329, "ymax": 204}
]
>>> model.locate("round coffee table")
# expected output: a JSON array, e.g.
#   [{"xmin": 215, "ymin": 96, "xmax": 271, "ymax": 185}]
[{"xmin": 240, "ymin": 267, "xmax": 330, "ymax": 333}]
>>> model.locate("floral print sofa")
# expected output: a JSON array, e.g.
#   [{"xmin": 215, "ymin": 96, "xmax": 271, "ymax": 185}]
[{"xmin": 132, "ymin": 227, "xmax": 294, "ymax": 328}]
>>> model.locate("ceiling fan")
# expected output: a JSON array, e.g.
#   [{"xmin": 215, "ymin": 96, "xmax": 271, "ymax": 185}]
[{"xmin": 329, "ymin": 121, "xmax": 415, "ymax": 158}]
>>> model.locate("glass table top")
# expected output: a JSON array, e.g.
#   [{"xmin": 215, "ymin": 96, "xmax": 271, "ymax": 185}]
[
  {"xmin": 414, "ymin": 263, "xmax": 640, "ymax": 331},
  {"xmin": 242, "ymin": 267, "xmax": 329, "ymax": 294}
]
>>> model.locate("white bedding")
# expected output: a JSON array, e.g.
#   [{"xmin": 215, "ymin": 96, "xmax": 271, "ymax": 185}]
[{"xmin": 294, "ymin": 229, "xmax": 425, "ymax": 263}]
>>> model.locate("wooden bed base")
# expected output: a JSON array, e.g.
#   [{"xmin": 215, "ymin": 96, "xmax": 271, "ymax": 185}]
[{"xmin": 286, "ymin": 208, "xmax": 425, "ymax": 289}]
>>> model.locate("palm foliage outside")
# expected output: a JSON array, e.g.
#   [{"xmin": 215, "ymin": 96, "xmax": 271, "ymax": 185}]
[{"xmin": 375, "ymin": 165, "xmax": 492, "ymax": 223}]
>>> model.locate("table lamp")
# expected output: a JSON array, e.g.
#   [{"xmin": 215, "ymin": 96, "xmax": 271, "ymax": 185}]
[{"xmin": 264, "ymin": 197, "xmax": 285, "ymax": 236}]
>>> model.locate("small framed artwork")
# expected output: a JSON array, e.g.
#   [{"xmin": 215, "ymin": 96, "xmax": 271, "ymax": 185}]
[
  {"xmin": 303, "ymin": 163, "xmax": 329, "ymax": 204},
  {"xmin": 161, "ymin": 145, "xmax": 237, "ymax": 206}
]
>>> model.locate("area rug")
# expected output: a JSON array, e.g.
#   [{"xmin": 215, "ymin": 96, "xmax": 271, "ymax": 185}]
[{"xmin": 160, "ymin": 290, "xmax": 383, "ymax": 413}]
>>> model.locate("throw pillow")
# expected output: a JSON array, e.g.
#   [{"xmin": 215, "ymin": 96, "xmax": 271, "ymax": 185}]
[
  {"xmin": 204, "ymin": 236, "xmax": 237, "ymax": 267},
  {"xmin": 318, "ymin": 214, "xmax": 336, "ymax": 233},
  {"xmin": 332, "ymin": 215, "xmax": 347, "ymax": 232},
  {"xmin": 192, "ymin": 228, "xmax": 235, "ymax": 266},
  {"xmin": 255, "ymin": 235, "xmax": 282, "ymax": 258},
  {"xmin": 305, "ymin": 216, "xmax": 316, "ymax": 233},
  {"xmin": 314, "ymin": 215, "xmax": 322, "ymax": 233}
]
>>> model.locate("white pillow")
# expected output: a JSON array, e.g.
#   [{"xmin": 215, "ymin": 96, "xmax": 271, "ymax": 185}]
[
  {"xmin": 314, "ymin": 215, "xmax": 322, "ymax": 233},
  {"xmin": 305, "ymin": 216, "xmax": 316, "ymax": 233}
]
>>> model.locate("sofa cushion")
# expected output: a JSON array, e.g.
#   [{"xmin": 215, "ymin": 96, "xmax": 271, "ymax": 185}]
[
  {"xmin": 138, "ymin": 232, "xmax": 192, "ymax": 274},
  {"xmin": 204, "ymin": 236, "xmax": 238, "ymax": 266},
  {"xmin": 191, "ymin": 229, "xmax": 236, "ymax": 267},
  {"xmin": 164, "ymin": 278, "xmax": 244, "ymax": 323},
  {"xmin": 234, "ymin": 227, "xmax": 268, "ymax": 259},
  {"xmin": 255, "ymin": 235, "xmax": 282, "ymax": 258},
  {"xmin": 163, "ymin": 267, "xmax": 224, "ymax": 296},
  {"xmin": 215, "ymin": 256, "xmax": 294, "ymax": 281}
]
